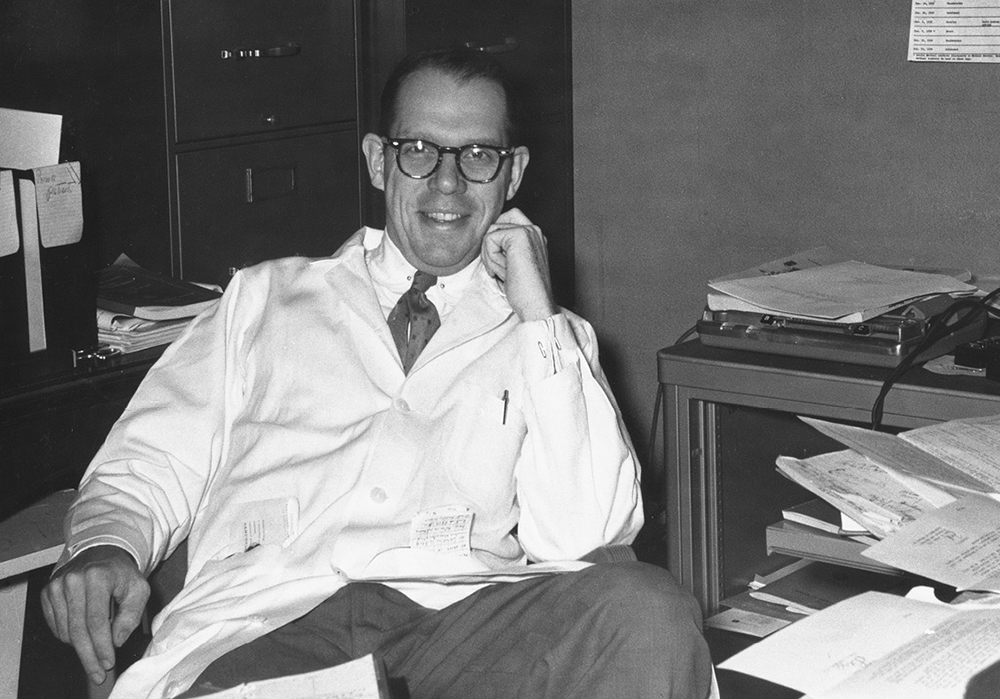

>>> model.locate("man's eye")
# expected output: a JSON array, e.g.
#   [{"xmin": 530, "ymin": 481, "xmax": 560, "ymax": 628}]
[
  {"xmin": 403, "ymin": 144, "xmax": 425, "ymax": 155},
  {"xmin": 464, "ymin": 148, "xmax": 490, "ymax": 162}
]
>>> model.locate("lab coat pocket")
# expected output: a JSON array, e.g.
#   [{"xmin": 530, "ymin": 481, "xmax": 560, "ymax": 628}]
[{"xmin": 435, "ymin": 382, "xmax": 526, "ymax": 513}]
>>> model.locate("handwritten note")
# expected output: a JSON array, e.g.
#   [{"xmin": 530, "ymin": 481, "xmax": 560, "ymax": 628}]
[
  {"xmin": 775, "ymin": 449, "xmax": 943, "ymax": 539},
  {"xmin": 32, "ymin": 162, "xmax": 83, "ymax": 248}
]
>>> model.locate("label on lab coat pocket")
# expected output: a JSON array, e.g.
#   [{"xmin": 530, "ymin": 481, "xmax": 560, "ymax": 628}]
[
  {"xmin": 229, "ymin": 498, "xmax": 299, "ymax": 552},
  {"xmin": 410, "ymin": 505, "xmax": 473, "ymax": 556}
]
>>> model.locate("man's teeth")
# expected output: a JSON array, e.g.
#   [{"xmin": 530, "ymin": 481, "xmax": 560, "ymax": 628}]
[{"xmin": 427, "ymin": 212, "xmax": 461, "ymax": 222}]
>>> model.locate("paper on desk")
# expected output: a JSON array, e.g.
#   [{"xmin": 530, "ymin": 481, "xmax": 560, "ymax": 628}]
[
  {"xmin": 719, "ymin": 592, "xmax": 957, "ymax": 695},
  {"xmin": 708, "ymin": 260, "xmax": 976, "ymax": 321},
  {"xmin": 801, "ymin": 417, "xmax": 991, "ymax": 501},
  {"xmin": 863, "ymin": 495, "xmax": 1000, "ymax": 593},
  {"xmin": 719, "ymin": 591, "xmax": 1000, "ymax": 699},
  {"xmin": 709, "ymin": 246, "xmax": 851, "ymax": 283},
  {"xmin": 897, "ymin": 413, "xmax": 1000, "ymax": 495},
  {"xmin": 775, "ymin": 449, "xmax": 943, "ymax": 539}
]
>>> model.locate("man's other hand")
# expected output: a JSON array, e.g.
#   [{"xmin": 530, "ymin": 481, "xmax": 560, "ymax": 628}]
[
  {"xmin": 481, "ymin": 208, "xmax": 557, "ymax": 322},
  {"xmin": 40, "ymin": 545, "xmax": 150, "ymax": 686}
]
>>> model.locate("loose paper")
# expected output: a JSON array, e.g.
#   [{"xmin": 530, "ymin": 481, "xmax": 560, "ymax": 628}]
[
  {"xmin": 863, "ymin": 496, "xmax": 1000, "ymax": 593},
  {"xmin": 0, "ymin": 170, "xmax": 17, "ymax": 257},
  {"xmin": 198, "ymin": 653, "xmax": 385, "ymax": 699},
  {"xmin": 718, "ymin": 592, "xmax": 974, "ymax": 697},
  {"xmin": 801, "ymin": 417, "xmax": 991, "ymax": 499},
  {"xmin": 775, "ymin": 449, "xmax": 943, "ymax": 539},
  {"xmin": 0, "ymin": 107, "xmax": 61, "ymax": 170},
  {"xmin": 33, "ymin": 162, "xmax": 83, "ymax": 247},
  {"xmin": 19, "ymin": 178, "xmax": 47, "ymax": 352},
  {"xmin": 910, "ymin": 0, "xmax": 1000, "ymax": 63},
  {"xmin": 708, "ymin": 261, "xmax": 974, "ymax": 322},
  {"xmin": 896, "ymin": 413, "xmax": 1000, "ymax": 494}
]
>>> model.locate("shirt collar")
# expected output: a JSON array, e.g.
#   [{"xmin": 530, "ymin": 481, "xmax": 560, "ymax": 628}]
[{"xmin": 365, "ymin": 229, "xmax": 480, "ymax": 311}]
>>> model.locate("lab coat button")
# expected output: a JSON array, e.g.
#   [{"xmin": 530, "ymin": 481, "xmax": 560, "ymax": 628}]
[
  {"xmin": 370, "ymin": 487, "xmax": 387, "ymax": 503},
  {"xmin": 394, "ymin": 398, "xmax": 410, "ymax": 412}
]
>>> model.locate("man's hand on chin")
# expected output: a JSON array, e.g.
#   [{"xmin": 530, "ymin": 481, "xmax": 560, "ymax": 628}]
[{"xmin": 481, "ymin": 208, "xmax": 557, "ymax": 322}]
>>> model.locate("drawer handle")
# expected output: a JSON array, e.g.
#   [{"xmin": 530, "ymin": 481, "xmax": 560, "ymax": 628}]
[
  {"xmin": 245, "ymin": 166, "xmax": 296, "ymax": 203},
  {"xmin": 221, "ymin": 43, "xmax": 302, "ymax": 60}
]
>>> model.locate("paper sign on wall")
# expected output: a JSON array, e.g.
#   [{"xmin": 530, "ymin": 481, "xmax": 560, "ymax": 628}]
[
  {"xmin": 32, "ymin": 162, "xmax": 83, "ymax": 247},
  {"xmin": 0, "ymin": 171, "xmax": 18, "ymax": 257},
  {"xmin": 0, "ymin": 107, "xmax": 61, "ymax": 170},
  {"xmin": 909, "ymin": 0, "xmax": 1000, "ymax": 63}
]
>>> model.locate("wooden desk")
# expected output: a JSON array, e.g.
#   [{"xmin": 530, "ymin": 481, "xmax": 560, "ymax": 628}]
[
  {"xmin": 657, "ymin": 341, "xmax": 1000, "ymax": 616},
  {"xmin": 0, "ymin": 349, "xmax": 159, "ymax": 523}
]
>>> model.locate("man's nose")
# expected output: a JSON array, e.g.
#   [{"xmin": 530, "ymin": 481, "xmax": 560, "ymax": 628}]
[{"xmin": 429, "ymin": 153, "xmax": 466, "ymax": 194}]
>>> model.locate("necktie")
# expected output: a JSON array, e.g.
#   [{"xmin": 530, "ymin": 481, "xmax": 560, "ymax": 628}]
[{"xmin": 387, "ymin": 270, "xmax": 441, "ymax": 374}]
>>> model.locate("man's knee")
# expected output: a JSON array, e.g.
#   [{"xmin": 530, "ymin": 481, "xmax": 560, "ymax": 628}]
[
  {"xmin": 570, "ymin": 561, "xmax": 704, "ymax": 632},
  {"xmin": 553, "ymin": 562, "xmax": 713, "ymax": 698}
]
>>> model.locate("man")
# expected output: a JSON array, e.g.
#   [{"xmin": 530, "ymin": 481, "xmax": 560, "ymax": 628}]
[{"xmin": 42, "ymin": 48, "xmax": 715, "ymax": 698}]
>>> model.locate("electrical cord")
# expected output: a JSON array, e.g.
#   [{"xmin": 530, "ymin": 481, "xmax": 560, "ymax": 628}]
[{"xmin": 870, "ymin": 288, "xmax": 1000, "ymax": 430}]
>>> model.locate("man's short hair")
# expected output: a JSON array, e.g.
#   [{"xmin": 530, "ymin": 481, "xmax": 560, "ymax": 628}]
[{"xmin": 378, "ymin": 46, "xmax": 523, "ymax": 147}]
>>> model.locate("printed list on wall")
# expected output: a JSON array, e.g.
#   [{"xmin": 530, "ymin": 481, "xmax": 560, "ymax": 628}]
[{"xmin": 910, "ymin": 0, "xmax": 1000, "ymax": 62}]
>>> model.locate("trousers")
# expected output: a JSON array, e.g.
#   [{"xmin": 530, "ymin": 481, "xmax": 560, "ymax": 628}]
[{"xmin": 180, "ymin": 561, "xmax": 713, "ymax": 699}]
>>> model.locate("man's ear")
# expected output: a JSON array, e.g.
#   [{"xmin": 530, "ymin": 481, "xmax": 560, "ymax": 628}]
[
  {"xmin": 505, "ymin": 146, "xmax": 530, "ymax": 201},
  {"xmin": 362, "ymin": 133, "xmax": 386, "ymax": 191}
]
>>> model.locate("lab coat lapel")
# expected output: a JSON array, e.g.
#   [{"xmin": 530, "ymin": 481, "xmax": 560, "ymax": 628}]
[{"xmin": 321, "ymin": 242, "xmax": 399, "ymax": 360}]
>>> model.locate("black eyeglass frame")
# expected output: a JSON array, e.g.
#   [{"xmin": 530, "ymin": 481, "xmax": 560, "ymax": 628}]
[{"xmin": 383, "ymin": 137, "xmax": 517, "ymax": 183}]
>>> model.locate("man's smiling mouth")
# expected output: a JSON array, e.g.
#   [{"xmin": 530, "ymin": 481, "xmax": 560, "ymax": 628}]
[{"xmin": 424, "ymin": 211, "xmax": 463, "ymax": 223}]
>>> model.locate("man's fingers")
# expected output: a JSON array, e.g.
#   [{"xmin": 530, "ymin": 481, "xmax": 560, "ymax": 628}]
[
  {"xmin": 40, "ymin": 581, "xmax": 70, "ymax": 643},
  {"xmin": 481, "ymin": 235, "xmax": 508, "ymax": 281},
  {"xmin": 112, "ymin": 578, "xmax": 150, "ymax": 647},
  {"xmin": 64, "ymin": 579, "xmax": 109, "ymax": 683},
  {"xmin": 84, "ymin": 582, "xmax": 117, "ymax": 673},
  {"xmin": 493, "ymin": 206, "xmax": 531, "ymax": 227}
]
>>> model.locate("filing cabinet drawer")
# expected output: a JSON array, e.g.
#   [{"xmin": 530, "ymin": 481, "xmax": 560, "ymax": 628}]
[
  {"xmin": 176, "ymin": 131, "xmax": 360, "ymax": 287},
  {"xmin": 168, "ymin": 0, "xmax": 356, "ymax": 143}
]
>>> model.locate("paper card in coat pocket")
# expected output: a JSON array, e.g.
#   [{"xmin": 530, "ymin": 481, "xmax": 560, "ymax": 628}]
[
  {"xmin": 228, "ymin": 497, "xmax": 299, "ymax": 553},
  {"xmin": 410, "ymin": 505, "xmax": 473, "ymax": 556}
]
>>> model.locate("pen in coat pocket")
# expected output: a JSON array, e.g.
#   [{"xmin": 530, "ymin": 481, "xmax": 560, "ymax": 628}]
[{"xmin": 502, "ymin": 389, "xmax": 509, "ymax": 425}]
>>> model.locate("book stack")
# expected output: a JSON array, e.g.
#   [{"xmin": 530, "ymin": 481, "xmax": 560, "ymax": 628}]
[{"xmin": 96, "ymin": 255, "xmax": 222, "ymax": 354}]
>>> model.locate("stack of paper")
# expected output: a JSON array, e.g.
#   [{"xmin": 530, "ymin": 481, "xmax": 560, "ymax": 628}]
[
  {"xmin": 708, "ymin": 247, "xmax": 977, "ymax": 322},
  {"xmin": 94, "ymin": 254, "xmax": 221, "ymax": 353},
  {"xmin": 96, "ymin": 309, "xmax": 191, "ymax": 354}
]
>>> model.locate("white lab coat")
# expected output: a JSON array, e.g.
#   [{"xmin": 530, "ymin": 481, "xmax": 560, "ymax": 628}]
[{"xmin": 61, "ymin": 227, "xmax": 643, "ymax": 698}]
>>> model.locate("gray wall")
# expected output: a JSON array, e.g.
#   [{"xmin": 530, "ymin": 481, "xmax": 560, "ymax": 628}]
[{"xmin": 573, "ymin": 1, "xmax": 1000, "ymax": 474}]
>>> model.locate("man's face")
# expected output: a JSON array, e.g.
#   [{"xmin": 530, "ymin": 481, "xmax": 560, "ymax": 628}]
[{"xmin": 363, "ymin": 68, "xmax": 528, "ymax": 276}]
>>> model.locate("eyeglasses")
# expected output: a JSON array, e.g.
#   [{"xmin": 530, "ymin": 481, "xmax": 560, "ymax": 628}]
[{"xmin": 383, "ymin": 138, "xmax": 515, "ymax": 183}]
